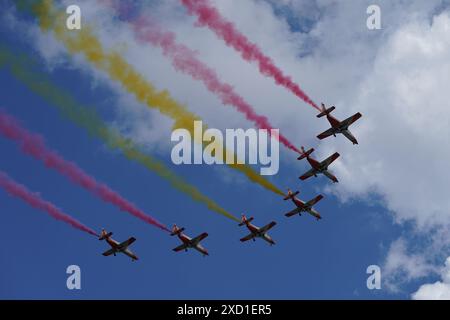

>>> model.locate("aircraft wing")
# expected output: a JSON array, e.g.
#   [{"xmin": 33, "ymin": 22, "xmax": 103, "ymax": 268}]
[
  {"xmin": 118, "ymin": 237, "xmax": 136, "ymax": 249},
  {"xmin": 285, "ymin": 207, "xmax": 302, "ymax": 217},
  {"xmin": 259, "ymin": 221, "xmax": 277, "ymax": 234},
  {"xmin": 102, "ymin": 248, "xmax": 115, "ymax": 256},
  {"xmin": 305, "ymin": 195, "xmax": 324, "ymax": 207},
  {"xmin": 307, "ymin": 210, "xmax": 322, "ymax": 220},
  {"xmin": 317, "ymin": 127, "xmax": 336, "ymax": 140},
  {"xmin": 340, "ymin": 112, "xmax": 362, "ymax": 128},
  {"xmin": 124, "ymin": 250, "xmax": 138, "ymax": 261},
  {"xmin": 299, "ymin": 168, "xmax": 316, "ymax": 181},
  {"xmin": 173, "ymin": 243, "xmax": 188, "ymax": 252},
  {"xmin": 323, "ymin": 171, "xmax": 339, "ymax": 183},
  {"xmin": 321, "ymin": 152, "xmax": 340, "ymax": 167},
  {"xmin": 240, "ymin": 233, "xmax": 256, "ymax": 242},
  {"xmin": 191, "ymin": 232, "xmax": 208, "ymax": 245}
]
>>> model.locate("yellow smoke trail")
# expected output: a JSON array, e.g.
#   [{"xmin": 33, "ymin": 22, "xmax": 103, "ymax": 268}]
[
  {"xmin": 30, "ymin": 0, "xmax": 284, "ymax": 197},
  {"xmin": 0, "ymin": 46, "xmax": 240, "ymax": 222}
]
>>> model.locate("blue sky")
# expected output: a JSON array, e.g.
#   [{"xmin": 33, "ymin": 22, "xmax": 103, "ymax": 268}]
[{"xmin": 1, "ymin": 0, "xmax": 449, "ymax": 299}]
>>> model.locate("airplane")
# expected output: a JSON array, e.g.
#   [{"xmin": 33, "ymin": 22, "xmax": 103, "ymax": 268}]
[
  {"xmin": 171, "ymin": 225, "xmax": 209, "ymax": 257},
  {"xmin": 283, "ymin": 189, "xmax": 324, "ymax": 220},
  {"xmin": 99, "ymin": 229, "xmax": 139, "ymax": 261},
  {"xmin": 316, "ymin": 103, "xmax": 362, "ymax": 145},
  {"xmin": 297, "ymin": 146, "xmax": 340, "ymax": 183},
  {"xmin": 238, "ymin": 215, "xmax": 276, "ymax": 246}
]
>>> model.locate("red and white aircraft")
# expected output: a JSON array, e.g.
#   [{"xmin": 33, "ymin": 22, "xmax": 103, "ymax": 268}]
[
  {"xmin": 284, "ymin": 189, "xmax": 324, "ymax": 220},
  {"xmin": 171, "ymin": 225, "xmax": 209, "ymax": 257},
  {"xmin": 99, "ymin": 229, "xmax": 139, "ymax": 261},
  {"xmin": 298, "ymin": 146, "xmax": 340, "ymax": 183},
  {"xmin": 239, "ymin": 215, "xmax": 276, "ymax": 246},
  {"xmin": 316, "ymin": 103, "xmax": 362, "ymax": 145}
]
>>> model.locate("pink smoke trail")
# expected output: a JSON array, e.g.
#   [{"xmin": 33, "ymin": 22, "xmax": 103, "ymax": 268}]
[
  {"xmin": 0, "ymin": 111, "xmax": 170, "ymax": 232},
  {"xmin": 100, "ymin": 0, "xmax": 301, "ymax": 153},
  {"xmin": 180, "ymin": 0, "xmax": 321, "ymax": 112},
  {"xmin": 132, "ymin": 17, "xmax": 301, "ymax": 154},
  {"xmin": 0, "ymin": 171, "xmax": 98, "ymax": 237}
]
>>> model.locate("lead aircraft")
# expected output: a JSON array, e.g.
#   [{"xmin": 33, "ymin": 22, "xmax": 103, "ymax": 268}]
[{"xmin": 316, "ymin": 103, "xmax": 362, "ymax": 145}]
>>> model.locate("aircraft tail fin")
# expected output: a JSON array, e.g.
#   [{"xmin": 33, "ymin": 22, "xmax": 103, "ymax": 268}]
[
  {"xmin": 238, "ymin": 215, "xmax": 254, "ymax": 226},
  {"xmin": 99, "ymin": 230, "xmax": 112, "ymax": 241},
  {"xmin": 317, "ymin": 104, "xmax": 335, "ymax": 118},
  {"xmin": 283, "ymin": 190, "xmax": 300, "ymax": 200},
  {"xmin": 170, "ymin": 225, "xmax": 185, "ymax": 236}
]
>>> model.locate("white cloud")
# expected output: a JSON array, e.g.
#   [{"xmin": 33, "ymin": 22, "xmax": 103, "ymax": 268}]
[
  {"xmin": 383, "ymin": 238, "xmax": 438, "ymax": 291},
  {"xmin": 412, "ymin": 257, "xmax": 450, "ymax": 300},
  {"xmin": 323, "ymin": 9, "xmax": 450, "ymax": 288},
  {"xmin": 330, "ymin": 11, "xmax": 450, "ymax": 228}
]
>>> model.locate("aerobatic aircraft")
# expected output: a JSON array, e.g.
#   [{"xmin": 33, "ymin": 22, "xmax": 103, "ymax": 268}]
[
  {"xmin": 171, "ymin": 225, "xmax": 209, "ymax": 257},
  {"xmin": 316, "ymin": 103, "xmax": 362, "ymax": 145},
  {"xmin": 238, "ymin": 215, "xmax": 276, "ymax": 246},
  {"xmin": 99, "ymin": 229, "xmax": 139, "ymax": 261},
  {"xmin": 298, "ymin": 146, "xmax": 340, "ymax": 183},
  {"xmin": 283, "ymin": 189, "xmax": 324, "ymax": 220}
]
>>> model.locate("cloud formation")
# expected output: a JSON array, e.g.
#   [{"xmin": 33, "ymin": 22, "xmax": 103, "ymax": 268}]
[
  {"xmin": 412, "ymin": 257, "xmax": 450, "ymax": 300},
  {"xmin": 323, "ymin": 8, "xmax": 450, "ymax": 288}
]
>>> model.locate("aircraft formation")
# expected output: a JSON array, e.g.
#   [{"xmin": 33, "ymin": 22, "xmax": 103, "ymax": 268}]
[
  {"xmin": 0, "ymin": 1, "xmax": 365, "ymax": 262},
  {"xmin": 98, "ymin": 104, "xmax": 361, "ymax": 261}
]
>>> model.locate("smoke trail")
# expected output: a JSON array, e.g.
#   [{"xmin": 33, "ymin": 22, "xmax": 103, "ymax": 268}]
[
  {"xmin": 29, "ymin": 0, "xmax": 284, "ymax": 196},
  {"xmin": 0, "ymin": 47, "xmax": 241, "ymax": 221},
  {"xmin": 99, "ymin": 1, "xmax": 300, "ymax": 154},
  {"xmin": 180, "ymin": 0, "xmax": 321, "ymax": 112},
  {"xmin": 0, "ymin": 171, "xmax": 98, "ymax": 237},
  {"xmin": 130, "ymin": 16, "xmax": 301, "ymax": 154},
  {"xmin": 0, "ymin": 111, "xmax": 170, "ymax": 232}
]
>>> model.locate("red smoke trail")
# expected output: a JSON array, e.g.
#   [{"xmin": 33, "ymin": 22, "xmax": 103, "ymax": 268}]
[
  {"xmin": 0, "ymin": 111, "xmax": 170, "ymax": 232},
  {"xmin": 180, "ymin": 0, "xmax": 321, "ymax": 112},
  {"xmin": 132, "ymin": 17, "xmax": 301, "ymax": 154},
  {"xmin": 0, "ymin": 171, "xmax": 98, "ymax": 237}
]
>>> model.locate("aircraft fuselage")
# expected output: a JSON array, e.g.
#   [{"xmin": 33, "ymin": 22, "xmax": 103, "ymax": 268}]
[
  {"xmin": 306, "ymin": 156, "xmax": 328, "ymax": 173},
  {"xmin": 177, "ymin": 233, "xmax": 208, "ymax": 255},
  {"xmin": 177, "ymin": 233, "xmax": 192, "ymax": 245},
  {"xmin": 326, "ymin": 114, "xmax": 359, "ymax": 144},
  {"xmin": 104, "ymin": 238, "xmax": 138, "ymax": 260},
  {"xmin": 245, "ymin": 223, "xmax": 274, "ymax": 244},
  {"xmin": 327, "ymin": 114, "xmax": 341, "ymax": 129},
  {"xmin": 291, "ymin": 197, "xmax": 320, "ymax": 218}
]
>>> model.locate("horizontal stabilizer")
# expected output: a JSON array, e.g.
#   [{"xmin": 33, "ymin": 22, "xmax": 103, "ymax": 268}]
[
  {"xmin": 297, "ymin": 148, "xmax": 314, "ymax": 160},
  {"xmin": 238, "ymin": 216, "xmax": 254, "ymax": 226},
  {"xmin": 99, "ymin": 231, "xmax": 113, "ymax": 241},
  {"xmin": 283, "ymin": 190, "xmax": 299, "ymax": 200},
  {"xmin": 170, "ymin": 227, "xmax": 185, "ymax": 236},
  {"xmin": 317, "ymin": 105, "xmax": 335, "ymax": 118}
]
